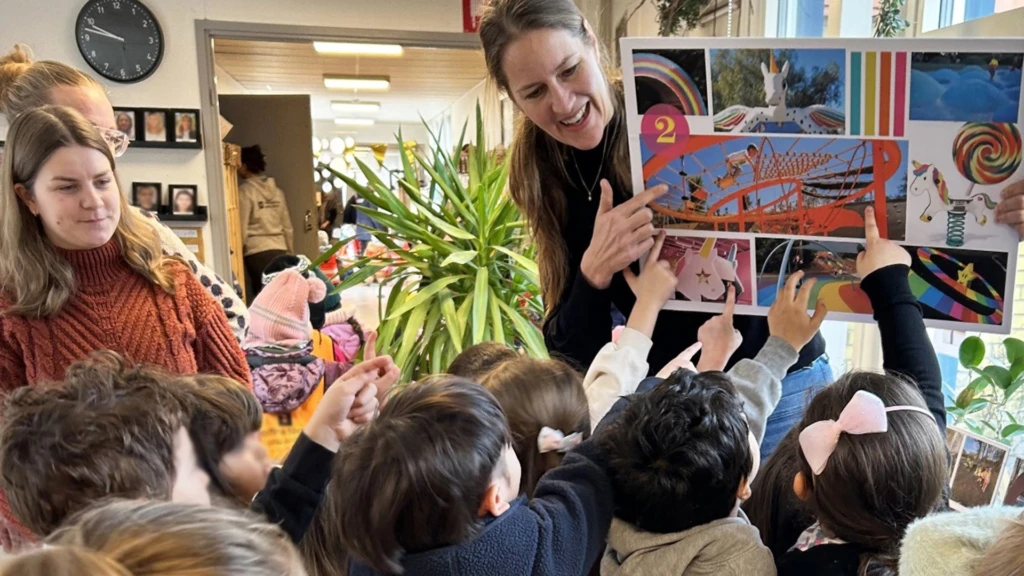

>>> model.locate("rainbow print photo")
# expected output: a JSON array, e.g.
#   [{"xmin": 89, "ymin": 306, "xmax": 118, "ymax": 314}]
[
  {"xmin": 632, "ymin": 49, "xmax": 709, "ymax": 117},
  {"xmin": 710, "ymin": 48, "xmax": 846, "ymax": 135}
]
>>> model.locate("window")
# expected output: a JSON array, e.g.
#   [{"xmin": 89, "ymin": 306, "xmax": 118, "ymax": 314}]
[{"xmin": 920, "ymin": 0, "xmax": 1024, "ymax": 32}]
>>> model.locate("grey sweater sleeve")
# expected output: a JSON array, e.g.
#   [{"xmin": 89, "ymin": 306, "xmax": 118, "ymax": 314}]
[{"xmin": 726, "ymin": 336, "xmax": 799, "ymax": 443}]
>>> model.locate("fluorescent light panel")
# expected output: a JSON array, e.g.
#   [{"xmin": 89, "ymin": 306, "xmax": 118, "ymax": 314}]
[
  {"xmin": 314, "ymin": 41, "xmax": 403, "ymax": 56},
  {"xmin": 334, "ymin": 118, "xmax": 375, "ymax": 126},
  {"xmin": 323, "ymin": 75, "xmax": 390, "ymax": 91},
  {"xmin": 331, "ymin": 101, "xmax": 381, "ymax": 113}
]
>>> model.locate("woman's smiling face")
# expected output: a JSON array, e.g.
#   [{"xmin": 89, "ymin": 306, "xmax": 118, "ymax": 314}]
[{"xmin": 501, "ymin": 27, "xmax": 612, "ymax": 151}]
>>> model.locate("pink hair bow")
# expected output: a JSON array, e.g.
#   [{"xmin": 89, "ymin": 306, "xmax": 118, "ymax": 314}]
[
  {"xmin": 799, "ymin": 390, "xmax": 933, "ymax": 475},
  {"xmin": 537, "ymin": 426, "xmax": 583, "ymax": 454}
]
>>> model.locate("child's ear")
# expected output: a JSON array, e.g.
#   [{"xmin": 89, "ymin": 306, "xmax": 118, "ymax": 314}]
[
  {"xmin": 792, "ymin": 472, "xmax": 811, "ymax": 501},
  {"xmin": 737, "ymin": 477, "xmax": 752, "ymax": 502},
  {"xmin": 477, "ymin": 480, "xmax": 511, "ymax": 518}
]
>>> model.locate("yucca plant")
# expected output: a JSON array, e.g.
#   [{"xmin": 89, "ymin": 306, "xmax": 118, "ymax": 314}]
[{"xmin": 313, "ymin": 104, "xmax": 547, "ymax": 382}]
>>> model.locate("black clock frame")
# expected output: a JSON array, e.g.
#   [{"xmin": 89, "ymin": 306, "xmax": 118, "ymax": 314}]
[{"xmin": 75, "ymin": 0, "xmax": 164, "ymax": 84}]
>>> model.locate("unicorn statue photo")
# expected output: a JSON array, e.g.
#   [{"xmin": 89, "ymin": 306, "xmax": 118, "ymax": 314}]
[
  {"xmin": 674, "ymin": 238, "xmax": 745, "ymax": 303},
  {"xmin": 714, "ymin": 52, "xmax": 845, "ymax": 135},
  {"xmin": 909, "ymin": 160, "xmax": 997, "ymax": 247}
]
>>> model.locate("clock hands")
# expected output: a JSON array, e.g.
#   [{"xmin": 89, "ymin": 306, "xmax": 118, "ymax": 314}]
[{"xmin": 84, "ymin": 26, "xmax": 125, "ymax": 42}]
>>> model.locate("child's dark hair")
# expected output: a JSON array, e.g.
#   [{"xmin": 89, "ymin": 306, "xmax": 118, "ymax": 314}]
[
  {"xmin": 448, "ymin": 342, "xmax": 518, "ymax": 381},
  {"xmin": 599, "ymin": 369, "xmax": 752, "ymax": 534},
  {"xmin": 335, "ymin": 376, "xmax": 512, "ymax": 574},
  {"xmin": 480, "ymin": 356, "xmax": 589, "ymax": 497},
  {"xmin": 241, "ymin": 144, "xmax": 267, "ymax": 174},
  {"xmin": 743, "ymin": 427, "xmax": 814, "ymax": 557},
  {"xmin": 0, "ymin": 351, "xmax": 193, "ymax": 536},
  {"xmin": 183, "ymin": 375, "xmax": 262, "ymax": 504},
  {"xmin": 795, "ymin": 372, "xmax": 947, "ymax": 576}
]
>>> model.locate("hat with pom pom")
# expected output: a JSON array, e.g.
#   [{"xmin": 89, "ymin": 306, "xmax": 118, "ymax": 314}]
[{"xmin": 246, "ymin": 269, "xmax": 326, "ymax": 347}]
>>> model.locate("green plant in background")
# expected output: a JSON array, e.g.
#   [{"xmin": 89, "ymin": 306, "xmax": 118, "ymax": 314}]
[
  {"xmin": 314, "ymin": 104, "xmax": 546, "ymax": 383},
  {"xmin": 948, "ymin": 335, "xmax": 1024, "ymax": 442},
  {"xmin": 654, "ymin": 0, "xmax": 715, "ymax": 36},
  {"xmin": 873, "ymin": 0, "xmax": 910, "ymax": 38}
]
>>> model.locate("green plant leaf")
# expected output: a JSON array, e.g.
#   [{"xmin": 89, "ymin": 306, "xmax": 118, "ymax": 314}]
[
  {"xmin": 497, "ymin": 298, "xmax": 547, "ymax": 358},
  {"xmin": 980, "ymin": 419, "xmax": 1000, "ymax": 433},
  {"xmin": 965, "ymin": 397, "xmax": 991, "ymax": 415},
  {"xmin": 489, "ymin": 287, "xmax": 507, "ymax": 345},
  {"xmin": 439, "ymin": 291, "xmax": 464, "ymax": 354},
  {"xmin": 1006, "ymin": 411, "xmax": 1019, "ymax": 426},
  {"xmin": 308, "ymin": 235, "xmax": 355, "ymax": 269},
  {"xmin": 386, "ymin": 276, "xmax": 464, "ymax": 320},
  {"xmin": 983, "ymin": 365, "xmax": 1012, "ymax": 390},
  {"xmin": 969, "ymin": 377, "xmax": 991, "ymax": 394},
  {"xmin": 959, "ymin": 336, "xmax": 985, "ymax": 368},
  {"xmin": 1010, "ymin": 358, "xmax": 1024, "ymax": 382},
  {"xmin": 395, "ymin": 300, "xmax": 429, "ymax": 370},
  {"xmin": 330, "ymin": 263, "xmax": 383, "ymax": 294},
  {"xmin": 1004, "ymin": 376, "xmax": 1024, "ymax": 403},
  {"xmin": 955, "ymin": 386, "xmax": 976, "ymax": 410},
  {"xmin": 1002, "ymin": 424, "xmax": 1024, "ymax": 439},
  {"xmin": 430, "ymin": 332, "xmax": 446, "ymax": 375},
  {"xmin": 441, "ymin": 251, "xmax": 478, "ymax": 267},
  {"xmin": 472, "ymin": 268, "xmax": 489, "ymax": 343},
  {"xmin": 1005, "ymin": 337, "xmax": 1024, "ymax": 365},
  {"xmin": 493, "ymin": 246, "xmax": 540, "ymax": 278}
]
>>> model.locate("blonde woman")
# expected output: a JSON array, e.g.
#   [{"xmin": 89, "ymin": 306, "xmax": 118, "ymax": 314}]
[
  {"xmin": 0, "ymin": 44, "xmax": 249, "ymax": 342},
  {"xmin": 0, "ymin": 500, "xmax": 307, "ymax": 576},
  {"xmin": 0, "ymin": 105, "xmax": 251, "ymax": 549}
]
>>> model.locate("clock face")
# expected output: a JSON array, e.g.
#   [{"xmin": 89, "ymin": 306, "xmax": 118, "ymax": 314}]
[{"xmin": 75, "ymin": 0, "xmax": 163, "ymax": 83}]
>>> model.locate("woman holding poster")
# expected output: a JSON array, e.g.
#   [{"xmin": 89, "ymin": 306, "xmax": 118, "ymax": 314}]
[{"xmin": 478, "ymin": 0, "xmax": 831, "ymax": 457}]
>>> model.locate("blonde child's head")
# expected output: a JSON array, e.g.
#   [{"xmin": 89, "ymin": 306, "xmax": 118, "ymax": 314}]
[
  {"xmin": 0, "ymin": 499, "xmax": 306, "ymax": 576},
  {"xmin": 974, "ymin": 513, "xmax": 1024, "ymax": 576}
]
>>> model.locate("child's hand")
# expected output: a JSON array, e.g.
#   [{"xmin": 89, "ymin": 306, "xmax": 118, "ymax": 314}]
[
  {"xmin": 363, "ymin": 330, "xmax": 401, "ymax": 405},
  {"xmin": 624, "ymin": 231, "xmax": 677, "ymax": 337},
  {"xmin": 768, "ymin": 270, "xmax": 827, "ymax": 352},
  {"xmin": 304, "ymin": 356, "xmax": 397, "ymax": 452},
  {"xmin": 856, "ymin": 206, "xmax": 910, "ymax": 278},
  {"xmin": 656, "ymin": 341, "xmax": 703, "ymax": 378},
  {"xmin": 696, "ymin": 286, "xmax": 742, "ymax": 372}
]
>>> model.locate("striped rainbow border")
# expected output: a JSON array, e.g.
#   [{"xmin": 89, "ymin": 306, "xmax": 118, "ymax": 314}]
[{"xmin": 850, "ymin": 51, "xmax": 908, "ymax": 137}]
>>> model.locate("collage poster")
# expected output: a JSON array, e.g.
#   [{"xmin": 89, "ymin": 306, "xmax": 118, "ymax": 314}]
[{"xmin": 622, "ymin": 38, "xmax": 1024, "ymax": 332}]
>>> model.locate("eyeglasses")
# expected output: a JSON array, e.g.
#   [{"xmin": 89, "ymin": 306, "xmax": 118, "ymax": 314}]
[{"xmin": 96, "ymin": 126, "xmax": 130, "ymax": 158}]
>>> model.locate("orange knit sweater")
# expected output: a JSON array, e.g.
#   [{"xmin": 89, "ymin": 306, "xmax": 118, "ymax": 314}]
[
  {"xmin": 0, "ymin": 240, "xmax": 251, "ymax": 389},
  {"xmin": 0, "ymin": 241, "xmax": 252, "ymax": 549}
]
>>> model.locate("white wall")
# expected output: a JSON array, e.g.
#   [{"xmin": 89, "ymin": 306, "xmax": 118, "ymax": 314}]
[
  {"xmin": 920, "ymin": 5, "xmax": 1024, "ymax": 36},
  {"xmin": 0, "ymin": 0, "xmax": 465, "ymax": 269},
  {"xmin": 446, "ymin": 79, "xmax": 502, "ymax": 148}
]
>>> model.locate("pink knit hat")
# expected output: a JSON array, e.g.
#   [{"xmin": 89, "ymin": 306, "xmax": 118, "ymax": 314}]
[{"xmin": 245, "ymin": 269, "xmax": 326, "ymax": 347}]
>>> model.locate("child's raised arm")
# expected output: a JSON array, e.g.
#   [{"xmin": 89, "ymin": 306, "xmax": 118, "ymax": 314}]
[
  {"xmin": 582, "ymin": 232, "xmax": 688, "ymax": 431},
  {"xmin": 857, "ymin": 207, "xmax": 944, "ymax": 431}
]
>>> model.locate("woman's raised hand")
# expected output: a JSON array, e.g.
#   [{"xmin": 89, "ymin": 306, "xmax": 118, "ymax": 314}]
[{"xmin": 580, "ymin": 180, "xmax": 669, "ymax": 290}]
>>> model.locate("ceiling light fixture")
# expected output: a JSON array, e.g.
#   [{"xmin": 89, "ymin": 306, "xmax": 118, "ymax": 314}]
[
  {"xmin": 331, "ymin": 101, "xmax": 381, "ymax": 114},
  {"xmin": 323, "ymin": 75, "xmax": 390, "ymax": 91},
  {"xmin": 313, "ymin": 42, "xmax": 403, "ymax": 56},
  {"xmin": 334, "ymin": 118, "xmax": 375, "ymax": 126}
]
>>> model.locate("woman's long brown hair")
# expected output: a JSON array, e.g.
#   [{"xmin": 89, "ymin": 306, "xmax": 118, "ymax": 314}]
[{"xmin": 480, "ymin": 0, "xmax": 634, "ymax": 311}]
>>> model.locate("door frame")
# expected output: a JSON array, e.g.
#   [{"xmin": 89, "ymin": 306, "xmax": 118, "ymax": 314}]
[{"xmin": 194, "ymin": 20, "xmax": 481, "ymax": 278}]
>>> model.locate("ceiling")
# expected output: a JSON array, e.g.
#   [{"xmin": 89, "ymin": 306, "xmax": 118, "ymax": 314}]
[{"xmin": 213, "ymin": 39, "xmax": 487, "ymax": 141}]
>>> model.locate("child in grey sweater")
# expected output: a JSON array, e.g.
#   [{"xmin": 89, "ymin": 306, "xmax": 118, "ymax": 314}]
[{"xmin": 598, "ymin": 270, "xmax": 827, "ymax": 576}]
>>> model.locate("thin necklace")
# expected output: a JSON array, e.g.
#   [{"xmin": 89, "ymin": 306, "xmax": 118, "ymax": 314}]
[{"xmin": 570, "ymin": 131, "xmax": 609, "ymax": 202}]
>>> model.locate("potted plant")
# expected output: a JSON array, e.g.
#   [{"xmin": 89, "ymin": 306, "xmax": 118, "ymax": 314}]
[
  {"xmin": 315, "ymin": 105, "xmax": 547, "ymax": 382},
  {"xmin": 948, "ymin": 335, "xmax": 1024, "ymax": 442}
]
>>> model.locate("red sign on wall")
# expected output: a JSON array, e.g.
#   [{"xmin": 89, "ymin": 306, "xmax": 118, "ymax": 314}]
[{"xmin": 463, "ymin": 0, "xmax": 483, "ymax": 33}]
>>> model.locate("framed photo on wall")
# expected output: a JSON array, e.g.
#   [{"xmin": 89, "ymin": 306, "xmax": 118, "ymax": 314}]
[
  {"xmin": 172, "ymin": 109, "xmax": 200, "ymax": 145},
  {"xmin": 113, "ymin": 108, "xmax": 137, "ymax": 142},
  {"xmin": 131, "ymin": 182, "xmax": 162, "ymax": 213},
  {"xmin": 168, "ymin": 184, "xmax": 198, "ymax": 216},
  {"xmin": 142, "ymin": 110, "xmax": 168, "ymax": 143},
  {"xmin": 127, "ymin": 108, "xmax": 202, "ymax": 150}
]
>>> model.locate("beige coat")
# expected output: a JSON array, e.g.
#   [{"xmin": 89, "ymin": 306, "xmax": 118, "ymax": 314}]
[{"xmin": 239, "ymin": 175, "xmax": 294, "ymax": 256}]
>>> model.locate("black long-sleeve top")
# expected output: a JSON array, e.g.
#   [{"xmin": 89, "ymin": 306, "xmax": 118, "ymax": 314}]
[{"xmin": 545, "ymin": 125, "xmax": 825, "ymax": 375}]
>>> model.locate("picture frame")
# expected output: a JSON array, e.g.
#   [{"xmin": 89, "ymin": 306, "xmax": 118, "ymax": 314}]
[
  {"xmin": 124, "ymin": 108, "xmax": 202, "ymax": 150},
  {"xmin": 947, "ymin": 425, "xmax": 1011, "ymax": 509},
  {"xmin": 131, "ymin": 182, "xmax": 162, "ymax": 213},
  {"xmin": 168, "ymin": 184, "xmax": 198, "ymax": 216},
  {"xmin": 112, "ymin": 108, "xmax": 137, "ymax": 142}
]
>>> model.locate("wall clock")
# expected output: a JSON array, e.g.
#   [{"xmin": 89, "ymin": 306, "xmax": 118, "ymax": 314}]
[{"xmin": 75, "ymin": 0, "xmax": 163, "ymax": 83}]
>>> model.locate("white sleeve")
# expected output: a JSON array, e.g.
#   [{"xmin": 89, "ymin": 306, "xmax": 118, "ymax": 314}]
[{"xmin": 582, "ymin": 328, "xmax": 652, "ymax": 433}]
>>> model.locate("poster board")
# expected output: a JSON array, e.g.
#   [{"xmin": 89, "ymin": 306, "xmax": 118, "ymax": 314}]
[{"xmin": 621, "ymin": 38, "xmax": 1023, "ymax": 333}]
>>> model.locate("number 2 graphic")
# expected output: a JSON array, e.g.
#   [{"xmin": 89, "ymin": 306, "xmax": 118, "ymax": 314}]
[{"xmin": 655, "ymin": 116, "xmax": 676, "ymax": 144}]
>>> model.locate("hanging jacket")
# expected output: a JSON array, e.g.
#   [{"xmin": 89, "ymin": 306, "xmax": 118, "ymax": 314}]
[{"xmin": 240, "ymin": 174, "xmax": 294, "ymax": 256}]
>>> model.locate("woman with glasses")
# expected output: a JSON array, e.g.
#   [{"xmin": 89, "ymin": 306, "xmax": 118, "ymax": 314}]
[
  {"xmin": 0, "ymin": 44, "xmax": 249, "ymax": 342},
  {"xmin": 0, "ymin": 45, "xmax": 253, "ymax": 551}
]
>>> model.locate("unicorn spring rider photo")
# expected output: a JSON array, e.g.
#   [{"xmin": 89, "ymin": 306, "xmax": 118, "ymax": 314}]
[
  {"xmin": 675, "ymin": 238, "xmax": 745, "ymax": 303},
  {"xmin": 910, "ymin": 161, "xmax": 996, "ymax": 247},
  {"xmin": 714, "ymin": 52, "xmax": 845, "ymax": 135}
]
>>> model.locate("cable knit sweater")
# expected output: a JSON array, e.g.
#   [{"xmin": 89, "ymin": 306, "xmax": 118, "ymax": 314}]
[
  {"xmin": 0, "ymin": 240, "xmax": 251, "ymax": 389},
  {"xmin": 0, "ymin": 240, "xmax": 251, "ymax": 550}
]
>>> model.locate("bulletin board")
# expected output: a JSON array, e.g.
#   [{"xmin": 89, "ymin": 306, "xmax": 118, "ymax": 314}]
[{"xmin": 622, "ymin": 37, "xmax": 1024, "ymax": 333}]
